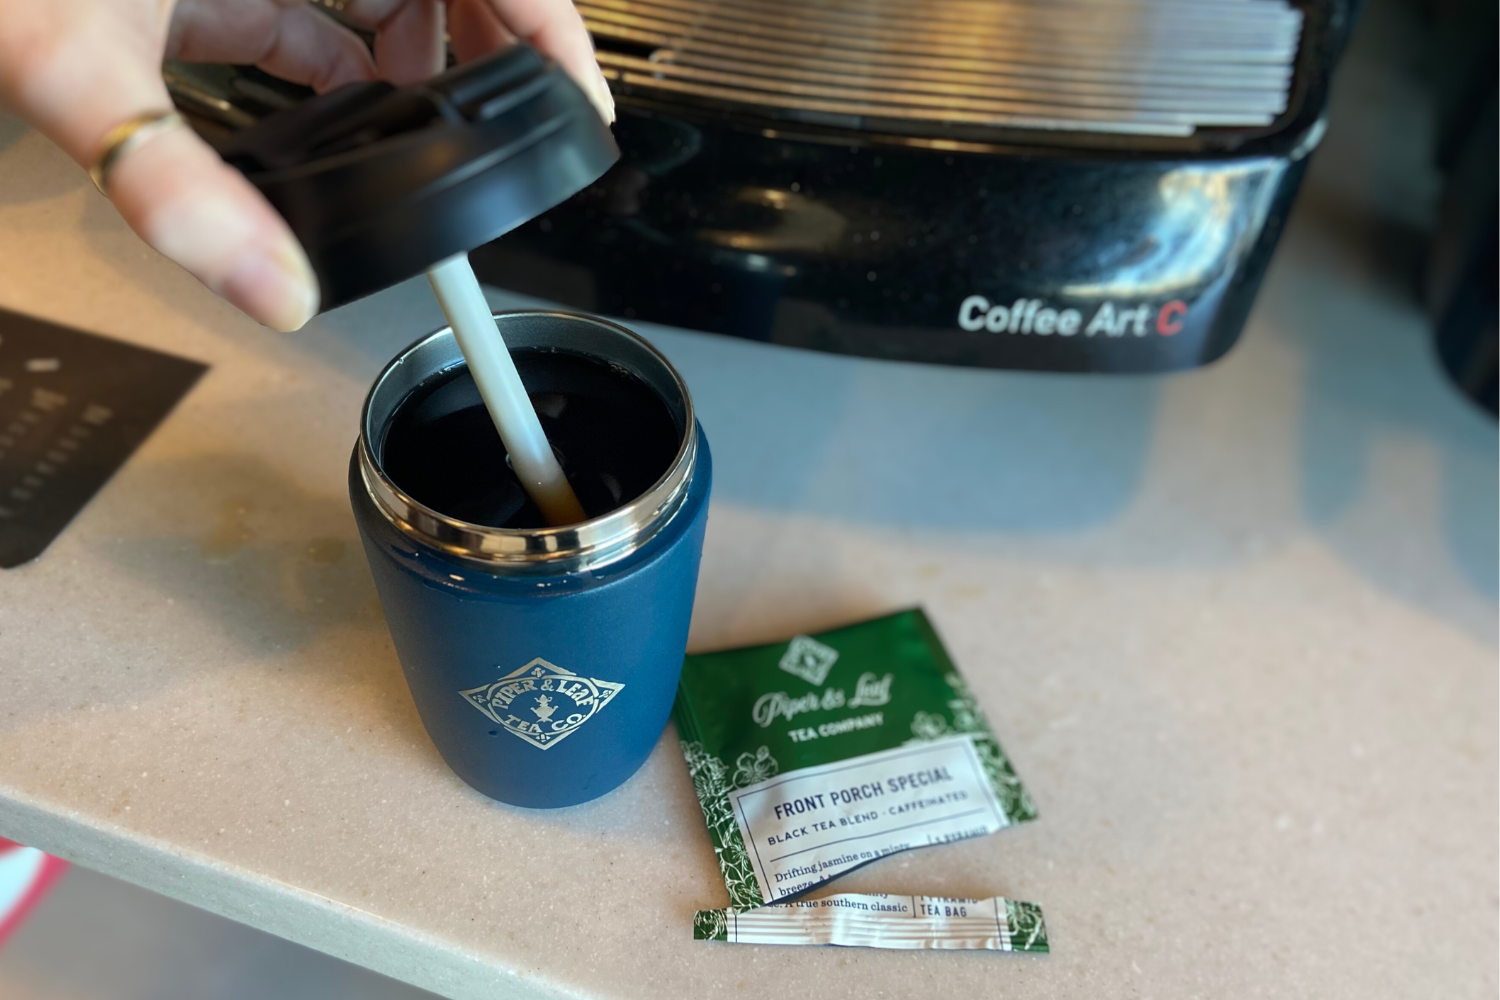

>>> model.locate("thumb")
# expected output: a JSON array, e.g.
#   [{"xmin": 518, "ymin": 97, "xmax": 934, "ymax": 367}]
[{"xmin": 1, "ymin": 13, "xmax": 318, "ymax": 331}]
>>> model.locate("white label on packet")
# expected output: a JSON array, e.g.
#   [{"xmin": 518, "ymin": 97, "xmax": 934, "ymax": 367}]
[
  {"xmin": 726, "ymin": 734, "xmax": 1006, "ymax": 903},
  {"xmin": 695, "ymin": 893, "xmax": 1049, "ymax": 952}
]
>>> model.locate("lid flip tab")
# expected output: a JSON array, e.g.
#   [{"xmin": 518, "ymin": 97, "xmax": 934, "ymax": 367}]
[{"xmin": 221, "ymin": 46, "xmax": 619, "ymax": 309}]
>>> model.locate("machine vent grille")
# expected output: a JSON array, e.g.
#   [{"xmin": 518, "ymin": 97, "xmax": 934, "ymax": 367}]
[{"xmin": 583, "ymin": 0, "xmax": 1304, "ymax": 137}]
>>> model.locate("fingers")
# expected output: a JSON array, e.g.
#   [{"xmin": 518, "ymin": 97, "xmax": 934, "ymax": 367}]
[
  {"xmin": 0, "ymin": 0, "xmax": 604, "ymax": 333},
  {"xmin": 0, "ymin": 1, "xmax": 319, "ymax": 330},
  {"xmin": 339, "ymin": 0, "xmax": 442, "ymax": 81},
  {"xmin": 448, "ymin": 0, "xmax": 516, "ymax": 62},
  {"xmin": 371, "ymin": 1, "xmax": 447, "ymax": 85},
  {"xmin": 0, "ymin": 2, "xmax": 170, "ymax": 166},
  {"xmin": 344, "ymin": 0, "xmax": 614, "ymax": 122},
  {"xmin": 111, "ymin": 126, "xmax": 319, "ymax": 332},
  {"xmin": 483, "ymin": 0, "xmax": 614, "ymax": 122},
  {"xmin": 168, "ymin": 0, "xmax": 378, "ymax": 94}
]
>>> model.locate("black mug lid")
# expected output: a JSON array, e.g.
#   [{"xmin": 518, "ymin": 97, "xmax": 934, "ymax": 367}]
[{"xmin": 220, "ymin": 46, "xmax": 618, "ymax": 310}]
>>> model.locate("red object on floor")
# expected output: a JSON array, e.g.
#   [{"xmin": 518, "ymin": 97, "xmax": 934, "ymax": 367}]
[{"xmin": 0, "ymin": 838, "xmax": 69, "ymax": 948}]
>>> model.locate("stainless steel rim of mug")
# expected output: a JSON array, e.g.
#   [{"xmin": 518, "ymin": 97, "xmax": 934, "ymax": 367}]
[{"xmin": 357, "ymin": 311, "xmax": 699, "ymax": 575}]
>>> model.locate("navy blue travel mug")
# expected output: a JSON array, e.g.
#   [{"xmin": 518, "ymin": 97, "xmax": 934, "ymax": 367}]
[{"xmin": 350, "ymin": 312, "xmax": 711, "ymax": 808}]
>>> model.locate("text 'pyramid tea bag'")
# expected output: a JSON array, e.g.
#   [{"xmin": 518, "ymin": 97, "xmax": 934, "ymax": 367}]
[{"xmin": 674, "ymin": 609, "xmax": 1037, "ymax": 910}]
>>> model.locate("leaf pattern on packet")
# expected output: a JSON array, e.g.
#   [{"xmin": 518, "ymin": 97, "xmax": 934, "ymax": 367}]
[
  {"xmin": 732, "ymin": 746, "xmax": 778, "ymax": 788},
  {"xmin": 1005, "ymin": 899, "xmax": 1050, "ymax": 953},
  {"xmin": 903, "ymin": 673, "xmax": 1037, "ymax": 824},
  {"xmin": 692, "ymin": 907, "xmax": 729, "ymax": 942},
  {"xmin": 944, "ymin": 671, "xmax": 1038, "ymax": 824},
  {"xmin": 909, "ymin": 711, "xmax": 950, "ymax": 740},
  {"xmin": 680, "ymin": 740, "xmax": 764, "ymax": 909}
]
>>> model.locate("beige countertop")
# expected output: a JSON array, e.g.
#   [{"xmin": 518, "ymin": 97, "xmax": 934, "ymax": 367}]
[{"xmin": 0, "ymin": 101, "xmax": 1495, "ymax": 1000}]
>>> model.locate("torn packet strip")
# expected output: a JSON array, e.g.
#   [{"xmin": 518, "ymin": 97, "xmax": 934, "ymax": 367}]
[{"xmin": 693, "ymin": 893, "xmax": 1049, "ymax": 952}]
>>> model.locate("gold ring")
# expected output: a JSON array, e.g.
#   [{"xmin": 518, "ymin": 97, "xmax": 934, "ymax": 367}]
[{"xmin": 88, "ymin": 110, "xmax": 186, "ymax": 194}]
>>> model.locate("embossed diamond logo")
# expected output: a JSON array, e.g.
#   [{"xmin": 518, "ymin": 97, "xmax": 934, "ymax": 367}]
[
  {"xmin": 777, "ymin": 635, "xmax": 839, "ymax": 686},
  {"xmin": 459, "ymin": 657, "xmax": 624, "ymax": 751}
]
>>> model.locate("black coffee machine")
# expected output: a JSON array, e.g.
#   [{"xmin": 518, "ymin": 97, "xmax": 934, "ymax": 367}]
[
  {"xmin": 170, "ymin": 0, "xmax": 1359, "ymax": 374},
  {"xmin": 475, "ymin": 0, "xmax": 1358, "ymax": 373}
]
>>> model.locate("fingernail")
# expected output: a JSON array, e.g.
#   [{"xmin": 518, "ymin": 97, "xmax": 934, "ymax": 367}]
[
  {"xmin": 222, "ymin": 239, "xmax": 320, "ymax": 332},
  {"xmin": 146, "ymin": 193, "xmax": 320, "ymax": 330}
]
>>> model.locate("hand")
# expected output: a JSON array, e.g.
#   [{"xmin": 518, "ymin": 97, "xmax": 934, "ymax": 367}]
[{"xmin": 0, "ymin": 0, "xmax": 613, "ymax": 331}]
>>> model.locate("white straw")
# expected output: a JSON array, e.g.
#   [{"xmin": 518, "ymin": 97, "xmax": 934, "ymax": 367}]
[{"xmin": 426, "ymin": 254, "xmax": 586, "ymax": 527}]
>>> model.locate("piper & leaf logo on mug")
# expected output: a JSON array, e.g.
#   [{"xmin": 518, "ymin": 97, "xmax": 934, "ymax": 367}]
[{"xmin": 460, "ymin": 657, "xmax": 624, "ymax": 750}]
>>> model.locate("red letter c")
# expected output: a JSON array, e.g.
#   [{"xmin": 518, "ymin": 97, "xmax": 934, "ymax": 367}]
[{"xmin": 1156, "ymin": 300, "xmax": 1188, "ymax": 336}]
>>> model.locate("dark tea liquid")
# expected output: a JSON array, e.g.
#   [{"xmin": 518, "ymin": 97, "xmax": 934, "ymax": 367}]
[{"xmin": 381, "ymin": 348, "xmax": 681, "ymax": 529}]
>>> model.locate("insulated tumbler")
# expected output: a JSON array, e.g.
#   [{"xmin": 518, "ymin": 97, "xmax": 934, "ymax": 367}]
[{"xmin": 350, "ymin": 312, "xmax": 711, "ymax": 808}]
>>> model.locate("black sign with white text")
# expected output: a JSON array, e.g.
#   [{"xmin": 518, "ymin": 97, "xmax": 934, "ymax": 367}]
[{"xmin": 0, "ymin": 310, "xmax": 206, "ymax": 567}]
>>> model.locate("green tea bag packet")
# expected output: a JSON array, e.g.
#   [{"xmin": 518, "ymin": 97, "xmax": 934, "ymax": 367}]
[
  {"xmin": 693, "ymin": 893, "xmax": 1049, "ymax": 952},
  {"xmin": 674, "ymin": 609, "xmax": 1037, "ymax": 911}
]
